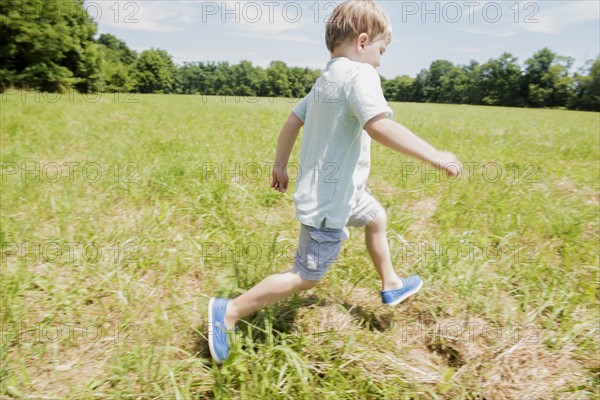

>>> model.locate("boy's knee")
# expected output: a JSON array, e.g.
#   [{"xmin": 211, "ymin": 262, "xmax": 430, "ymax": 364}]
[
  {"xmin": 377, "ymin": 208, "xmax": 387, "ymax": 223},
  {"xmin": 369, "ymin": 208, "xmax": 387, "ymax": 227}
]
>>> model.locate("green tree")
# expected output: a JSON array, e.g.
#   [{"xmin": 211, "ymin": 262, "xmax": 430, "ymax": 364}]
[
  {"xmin": 97, "ymin": 33, "xmax": 137, "ymax": 65},
  {"xmin": 97, "ymin": 33, "xmax": 137, "ymax": 92},
  {"xmin": 178, "ymin": 62, "xmax": 203, "ymax": 94},
  {"xmin": 214, "ymin": 61, "xmax": 233, "ymax": 95},
  {"xmin": 289, "ymin": 67, "xmax": 311, "ymax": 98},
  {"xmin": 300, "ymin": 67, "xmax": 320, "ymax": 96},
  {"xmin": 383, "ymin": 75, "xmax": 414, "ymax": 102},
  {"xmin": 439, "ymin": 65, "xmax": 470, "ymax": 104},
  {"xmin": 424, "ymin": 60, "xmax": 454, "ymax": 102},
  {"xmin": 0, "ymin": 0, "xmax": 103, "ymax": 92},
  {"xmin": 479, "ymin": 53, "xmax": 522, "ymax": 106},
  {"xmin": 130, "ymin": 49, "xmax": 177, "ymax": 93},
  {"xmin": 522, "ymin": 47, "xmax": 574, "ymax": 108},
  {"xmin": 231, "ymin": 60, "xmax": 261, "ymax": 96},
  {"xmin": 462, "ymin": 60, "xmax": 482, "ymax": 104},
  {"xmin": 265, "ymin": 61, "xmax": 292, "ymax": 97},
  {"xmin": 569, "ymin": 59, "xmax": 600, "ymax": 111},
  {"xmin": 411, "ymin": 69, "xmax": 428, "ymax": 103}
]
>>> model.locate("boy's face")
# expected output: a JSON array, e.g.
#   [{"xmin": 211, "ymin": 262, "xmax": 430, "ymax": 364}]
[{"xmin": 356, "ymin": 35, "xmax": 388, "ymax": 69}]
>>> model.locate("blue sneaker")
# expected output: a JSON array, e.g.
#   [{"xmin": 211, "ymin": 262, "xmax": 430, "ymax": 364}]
[
  {"xmin": 381, "ymin": 275, "xmax": 423, "ymax": 306},
  {"xmin": 208, "ymin": 297, "xmax": 235, "ymax": 363}
]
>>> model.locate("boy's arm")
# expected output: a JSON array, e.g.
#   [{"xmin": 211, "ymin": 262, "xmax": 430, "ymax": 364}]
[
  {"xmin": 365, "ymin": 113, "xmax": 462, "ymax": 176},
  {"xmin": 271, "ymin": 112, "xmax": 303, "ymax": 193}
]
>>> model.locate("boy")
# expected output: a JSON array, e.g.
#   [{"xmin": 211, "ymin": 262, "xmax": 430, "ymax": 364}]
[{"xmin": 208, "ymin": 0, "xmax": 461, "ymax": 363}]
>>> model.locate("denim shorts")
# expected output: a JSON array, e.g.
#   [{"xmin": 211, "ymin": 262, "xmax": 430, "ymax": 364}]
[{"xmin": 293, "ymin": 188, "xmax": 384, "ymax": 281}]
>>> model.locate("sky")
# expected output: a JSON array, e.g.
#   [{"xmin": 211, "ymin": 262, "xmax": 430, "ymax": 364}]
[{"xmin": 90, "ymin": 0, "xmax": 600, "ymax": 79}]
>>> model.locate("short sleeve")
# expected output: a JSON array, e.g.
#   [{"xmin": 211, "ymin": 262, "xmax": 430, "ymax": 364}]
[
  {"xmin": 346, "ymin": 65, "xmax": 393, "ymax": 128},
  {"xmin": 292, "ymin": 94, "xmax": 309, "ymax": 123}
]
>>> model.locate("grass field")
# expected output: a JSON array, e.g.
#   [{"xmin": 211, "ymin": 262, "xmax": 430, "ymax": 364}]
[{"xmin": 1, "ymin": 93, "xmax": 599, "ymax": 399}]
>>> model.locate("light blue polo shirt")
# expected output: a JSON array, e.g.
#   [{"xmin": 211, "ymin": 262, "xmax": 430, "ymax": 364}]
[{"xmin": 291, "ymin": 57, "xmax": 393, "ymax": 229}]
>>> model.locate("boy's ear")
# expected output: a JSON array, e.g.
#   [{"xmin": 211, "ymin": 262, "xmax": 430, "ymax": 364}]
[{"xmin": 357, "ymin": 33, "xmax": 369, "ymax": 52}]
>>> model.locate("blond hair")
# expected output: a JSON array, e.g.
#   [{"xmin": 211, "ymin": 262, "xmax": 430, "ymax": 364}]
[{"xmin": 325, "ymin": 0, "xmax": 392, "ymax": 53}]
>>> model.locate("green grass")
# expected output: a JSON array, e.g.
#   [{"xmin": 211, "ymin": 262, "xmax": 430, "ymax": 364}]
[{"xmin": 1, "ymin": 93, "xmax": 599, "ymax": 399}]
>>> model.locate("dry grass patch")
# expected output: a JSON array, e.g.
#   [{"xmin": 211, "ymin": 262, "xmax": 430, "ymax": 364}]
[
  {"xmin": 554, "ymin": 178, "xmax": 599, "ymax": 206},
  {"xmin": 419, "ymin": 314, "xmax": 592, "ymax": 399},
  {"xmin": 405, "ymin": 197, "xmax": 439, "ymax": 238},
  {"xmin": 368, "ymin": 178, "xmax": 400, "ymax": 200},
  {"xmin": 7, "ymin": 340, "xmax": 116, "ymax": 397},
  {"xmin": 473, "ymin": 342, "xmax": 590, "ymax": 399},
  {"xmin": 294, "ymin": 303, "xmax": 358, "ymax": 350}
]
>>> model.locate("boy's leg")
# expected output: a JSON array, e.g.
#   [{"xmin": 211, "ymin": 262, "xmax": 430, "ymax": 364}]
[
  {"xmin": 364, "ymin": 209, "xmax": 404, "ymax": 291},
  {"xmin": 224, "ymin": 269, "xmax": 317, "ymax": 328},
  {"xmin": 210, "ymin": 224, "xmax": 345, "ymax": 363},
  {"xmin": 347, "ymin": 189, "xmax": 403, "ymax": 291},
  {"xmin": 348, "ymin": 188, "xmax": 422, "ymax": 305},
  {"xmin": 209, "ymin": 269, "xmax": 318, "ymax": 363},
  {"xmin": 224, "ymin": 223, "xmax": 346, "ymax": 327}
]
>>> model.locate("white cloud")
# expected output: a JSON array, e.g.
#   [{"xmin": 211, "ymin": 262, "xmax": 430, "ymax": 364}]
[
  {"xmin": 89, "ymin": 1, "xmax": 201, "ymax": 32},
  {"xmin": 458, "ymin": 1, "xmax": 599, "ymax": 36},
  {"xmin": 92, "ymin": 0, "xmax": 321, "ymax": 42},
  {"xmin": 520, "ymin": 1, "xmax": 600, "ymax": 34},
  {"xmin": 227, "ymin": 2, "xmax": 320, "ymax": 43}
]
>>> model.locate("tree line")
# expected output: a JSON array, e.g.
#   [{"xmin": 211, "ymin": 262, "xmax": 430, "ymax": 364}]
[
  {"xmin": 1, "ymin": 0, "xmax": 598, "ymax": 111},
  {"xmin": 382, "ymin": 51, "xmax": 599, "ymax": 111}
]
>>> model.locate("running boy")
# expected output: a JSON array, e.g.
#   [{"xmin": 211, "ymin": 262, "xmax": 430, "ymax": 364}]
[{"xmin": 208, "ymin": 0, "xmax": 461, "ymax": 363}]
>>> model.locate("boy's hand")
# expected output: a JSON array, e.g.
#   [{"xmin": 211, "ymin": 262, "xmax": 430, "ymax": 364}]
[
  {"xmin": 271, "ymin": 165, "xmax": 289, "ymax": 193},
  {"xmin": 434, "ymin": 151, "xmax": 462, "ymax": 177}
]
